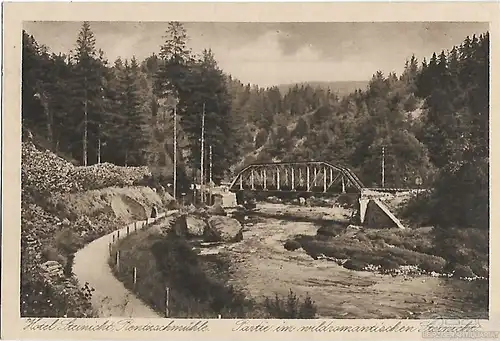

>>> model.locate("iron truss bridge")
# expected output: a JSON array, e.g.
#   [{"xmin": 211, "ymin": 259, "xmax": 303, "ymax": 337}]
[{"xmin": 229, "ymin": 161, "xmax": 366, "ymax": 194}]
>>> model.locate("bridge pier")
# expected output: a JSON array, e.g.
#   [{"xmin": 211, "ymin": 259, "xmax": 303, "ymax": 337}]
[
  {"xmin": 359, "ymin": 189, "xmax": 405, "ymax": 229},
  {"xmin": 359, "ymin": 197, "xmax": 369, "ymax": 224}
]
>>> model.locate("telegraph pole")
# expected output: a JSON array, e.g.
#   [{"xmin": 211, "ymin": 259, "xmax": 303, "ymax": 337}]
[
  {"xmin": 173, "ymin": 104, "xmax": 177, "ymax": 200},
  {"xmin": 83, "ymin": 76, "xmax": 88, "ymax": 166},
  {"xmin": 209, "ymin": 145, "xmax": 213, "ymax": 186},
  {"xmin": 200, "ymin": 103, "xmax": 206, "ymax": 203},
  {"xmin": 381, "ymin": 145, "xmax": 385, "ymax": 188}
]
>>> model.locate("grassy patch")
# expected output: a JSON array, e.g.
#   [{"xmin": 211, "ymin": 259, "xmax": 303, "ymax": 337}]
[
  {"xmin": 362, "ymin": 227, "xmax": 435, "ymax": 254},
  {"xmin": 293, "ymin": 226, "xmax": 448, "ymax": 274}
]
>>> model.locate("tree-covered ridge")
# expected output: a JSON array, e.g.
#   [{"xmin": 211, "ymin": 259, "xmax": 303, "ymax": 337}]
[{"xmin": 231, "ymin": 33, "xmax": 489, "ymax": 190}]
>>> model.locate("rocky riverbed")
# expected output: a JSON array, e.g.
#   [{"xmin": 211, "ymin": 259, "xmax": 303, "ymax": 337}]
[{"xmin": 202, "ymin": 203, "xmax": 488, "ymax": 319}]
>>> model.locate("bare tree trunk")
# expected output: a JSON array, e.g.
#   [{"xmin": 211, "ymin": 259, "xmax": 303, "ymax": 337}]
[
  {"xmin": 97, "ymin": 123, "xmax": 102, "ymax": 164},
  {"xmin": 83, "ymin": 81, "xmax": 88, "ymax": 166},
  {"xmin": 173, "ymin": 105, "xmax": 177, "ymax": 199},
  {"xmin": 200, "ymin": 103, "xmax": 205, "ymax": 203}
]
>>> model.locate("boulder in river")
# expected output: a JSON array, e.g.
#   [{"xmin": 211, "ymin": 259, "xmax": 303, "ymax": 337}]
[
  {"xmin": 205, "ymin": 216, "xmax": 243, "ymax": 242},
  {"xmin": 185, "ymin": 215, "xmax": 207, "ymax": 237},
  {"xmin": 207, "ymin": 203, "xmax": 227, "ymax": 216}
]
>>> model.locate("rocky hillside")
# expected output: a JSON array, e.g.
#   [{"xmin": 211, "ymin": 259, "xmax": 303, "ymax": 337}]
[{"xmin": 21, "ymin": 135, "xmax": 174, "ymax": 317}]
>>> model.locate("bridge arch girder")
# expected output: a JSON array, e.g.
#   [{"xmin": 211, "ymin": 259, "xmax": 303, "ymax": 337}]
[{"xmin": 229, "ymin": 161, "xmax": 364, "ymax": 194}]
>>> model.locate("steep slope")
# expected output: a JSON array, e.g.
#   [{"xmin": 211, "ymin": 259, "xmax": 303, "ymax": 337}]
[{"xmin": 21, "ymin": 135, "xmax": 173, "ymax": 317}]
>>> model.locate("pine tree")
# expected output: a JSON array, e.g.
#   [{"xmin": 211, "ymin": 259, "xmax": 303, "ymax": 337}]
[
  {"xmin": 156, "ymin": 21, "xmax": 192, "ymax": 98},
  {"xmin": 73, "ymin": 21, "xmax": 105, "ymax": 165},
  {"xmin": 176, "ymin": 49, "xmax": 237, "ymax": 182},
  {"xmin": 123, "ymin": 57, "xmax": 149, "ymax": 165}
]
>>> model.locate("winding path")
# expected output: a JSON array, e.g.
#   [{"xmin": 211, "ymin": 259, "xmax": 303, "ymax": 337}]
[{"xmin": 73, "ymin": 212, "xmax": 170, "ymax": 317}]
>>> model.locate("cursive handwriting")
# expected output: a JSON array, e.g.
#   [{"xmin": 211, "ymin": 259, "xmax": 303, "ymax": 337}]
[{"xmin": 24, "ymin": 318, "xmax": 209, "ymax": 332}]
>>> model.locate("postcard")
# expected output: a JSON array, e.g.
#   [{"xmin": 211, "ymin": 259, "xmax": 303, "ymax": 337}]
[{"xmin": 1, "ymin": 2, "xmax": 499, "ymax": 340}]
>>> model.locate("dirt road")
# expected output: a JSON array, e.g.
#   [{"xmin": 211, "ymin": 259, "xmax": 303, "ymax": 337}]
[
  {"xmin": 73, "ymin": 214, "xmax": 169, "ymax": 317},
  {"xmin": 224, "ymin": 204, "xmax": 487, "ymax": 319}
]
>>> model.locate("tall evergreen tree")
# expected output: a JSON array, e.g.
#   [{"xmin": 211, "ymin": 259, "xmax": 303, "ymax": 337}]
[{"xmin": 72, "ymin": 21, "xmax": 106, "ymax": 165}]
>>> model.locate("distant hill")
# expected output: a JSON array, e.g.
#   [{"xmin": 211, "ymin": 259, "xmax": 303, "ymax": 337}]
[{"xmin": 277, "ymin": 81, "xmax": 369, "ymax": 97}]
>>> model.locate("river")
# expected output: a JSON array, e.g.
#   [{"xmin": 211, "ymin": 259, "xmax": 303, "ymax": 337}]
[{"xmin": 221, "ymin": 204, "xmax": 488, "ymax": 319}]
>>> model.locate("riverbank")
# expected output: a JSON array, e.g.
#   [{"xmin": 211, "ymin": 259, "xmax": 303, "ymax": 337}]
[{"xmin": 107, "ymin": 211, "xmax": 319, "ymax": 318}]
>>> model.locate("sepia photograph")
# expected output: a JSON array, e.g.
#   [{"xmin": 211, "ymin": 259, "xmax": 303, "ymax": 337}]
[{"xmin": 17, "ymin": 19, "xmax": 491, "ymax": 321}]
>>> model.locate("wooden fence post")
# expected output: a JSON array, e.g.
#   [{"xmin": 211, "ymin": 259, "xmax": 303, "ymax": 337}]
[
  {"xmin": 165, "ymin": 286, "xmax": 170, "ymax": 318},
  {"xmin": 133, "ymin": 267, "xmax": 137, "ymax": 290},
  {"xmin": 134, "ymin": 221, "xmax": 137, "ymax": 232},
  {"xmin": 109, "ymin": 242, "xmax": 112, "ymax": 255},
  {"xmin": 112, "ymin": 234, "xmax": 115, "ymax": 243},
  {"xmin": 116, "ymin": 250, "xmax": 120, "ymax": 272},
  {"xmin": 127, "ymin": 225, "xmax": 130, "ymax": 236},
  {"xmin": 117, "ymin": 230, "xmax": 120, "ymax": 240}
]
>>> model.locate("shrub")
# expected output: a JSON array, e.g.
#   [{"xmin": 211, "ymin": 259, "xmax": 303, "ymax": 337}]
[
  {"xmin": 398, "ymin": 192, "xmax": 435, "ymax": 227},
  {"xmin": 429, "ymin": 159, "xmax": 488, "ymax": 231},
  {"xmin": 284, "ymin": 240, "xmax": 301, "ymax": 251},
  {"xmin": 419, "ymin": 257, "xmax": 446, "ymax": 273},
  {"xmin": 292, "ymin": 118, "xmax": 308, "ymax": 137},
  {"xmin": 432, "ymin": 226, "xmax": 489, "ymax": 269},
  {"xmin": 469, "ymin": 260, "xmax": 489, "ymax": 278},
  {"xmin": 378, "ymin": 258, "xmax": 400, "ymax": 272},
  {"xmin": 41, "ymin": 245, "xmax": 62, "ymax": 263},
  {"xmin": 452, "ymin": 264, "xmax": 476, "ymax": 278},
  {"xmin": 254, "ymin": 129, "xmax": 268, "ymax": 149},
  {"xmin": 54, "ymin": 228, "xmax": 83, "ymax": 255},
  {"xmin": 316, "ymin": 223, "xmax": 345, "ymax": 237},
  {"xmin": 343, "ymin": 259, "xmax": 367, "ymax": 271},
  {"xmin": 264, "ymin": 290, "xmax": 317, "ymax": 319},
  {"xmin": 354, "ymin": 233, "xmax": 371, "ymax": 243}
]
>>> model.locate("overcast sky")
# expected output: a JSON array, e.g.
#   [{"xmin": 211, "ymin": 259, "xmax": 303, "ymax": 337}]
[{"xmin": 24, "ymin": 21, "xmax": 488, "ymax": 87}]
